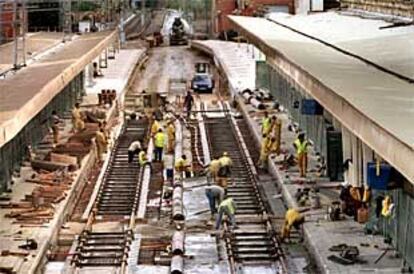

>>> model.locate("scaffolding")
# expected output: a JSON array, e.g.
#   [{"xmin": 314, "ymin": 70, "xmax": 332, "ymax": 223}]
[{"xmin": 0, "ymin": 0, "xmax": 27, "ymax": 69}]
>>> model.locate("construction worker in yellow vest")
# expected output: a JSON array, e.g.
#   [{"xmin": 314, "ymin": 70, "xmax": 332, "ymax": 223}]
[
  {"xmin": 270, "ymin": 116, "xmax": 282, "ymax": 154},
  {"xmin": 258, "ymin": 134, "xmax": 272, "ymax": 170},
  {"xmin": 261, "ymin": 111, "xmax": 271, "ymax": 135},
  {"xmin": 154, "ymin": 128, "xmax": 165, "ymax": 162},
  {"xmin": 95, "ymin": 128, "xmax": 108, "ymax": 162},
  {"xmin": 139, "ymin": 150, "xmax": 148, "ymax": 167},
  {"xmin": 166, "ymin": 121, "xmax": 176, "ymax": 153},
  {"xmin": 72, "ymin": 103, "xmax": 85, "ymax": 133},
  {"xmin": 281, "ymin": 208, "xmax": 305, "ymax": 242},
  {"xmin": 293, "ymin": 133, "xmax": 309, "ymax": 177},
  {"xmin": 151, "ymin": 118, "xmax": 160, "ymax": 138},
  {"xmin": 215, "ymin": 196, "xmax": 237, "ymax": 230},
  {"xmin": 218, "ymin": 152, "xmax": 232, "ymax": 189},
  {"xmin": 175, "ymin": 154, "xmax": 191, "ymax": 178}
]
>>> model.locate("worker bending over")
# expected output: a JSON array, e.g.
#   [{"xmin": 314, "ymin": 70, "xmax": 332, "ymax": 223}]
[
  {"xmin": 166, "ymin": 120, "xmax": 176, "ymax": 153},
  {"xmin": 207, "ymin": 156, "xmax": 221, "ymax": 184},
  {"xmin": 128, "ymin": 140, "xmax": 142, "ymax": 163},
  {"xmin": 205, "ymin": 184, "xmax": 225, "ymax": 217},
  {"xmin": 154, "ymin": 128, "xmax": 166, "ymax": 162},
  {"xmin": 95, "ymin": 128, "xmax": 108, "ymax": 162},
  {"xmin": 218, "ymin": 152, "xmax": 232, "ymax": 189},
  {"xmin": 72, "ymin": 103, "xmax": 85, "ymax": 133},
  {"xmin": 281, "ymin": 208, "xmax": 305, "ymax": 242},
  {"xmin": 216, "ymin": 196, "xmax": 237, "ymax": 230},
  {"xmin": 139, "ymin": 150, "xmax": 148, "ymax": 167},
  {"xmin": 175, "ymin": 155, "xmax": 191, "ymax": 178},
  {"xmin": 293, "ymin": 133, "xmax": 310, "ymax": 177}
]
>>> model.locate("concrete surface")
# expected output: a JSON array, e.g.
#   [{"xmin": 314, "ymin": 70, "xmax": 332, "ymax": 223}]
[{"xmin": 0, "ymin": 30, "xmax": 117, "ymax": 148}]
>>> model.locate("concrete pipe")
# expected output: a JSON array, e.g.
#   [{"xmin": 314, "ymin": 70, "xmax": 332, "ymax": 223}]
[
  {"xmin": 172, "ymin": 231, "xmax": 185, "ymax": 255},
  {"xmin": 170, "ymin": 255, "xmax": 184, "ymax": 274},
  {"xmin": 173, "ymin": 185, "xmax": 183, "ymax": 200},
  {"xmin": 250, "ymin": 97, "xmax": 266, "ymax": 110},
  {"xmin": 172, "ymin": 198, "xmax": 185, "ymax": 221}
]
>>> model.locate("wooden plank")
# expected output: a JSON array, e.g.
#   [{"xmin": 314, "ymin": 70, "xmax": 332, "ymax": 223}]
[
  {"xmin": 50, "ymin": 153, "xmax": 78, "ymax": 167},
  {"xmin": 31, "ymin": 160, "xmax": 69, "ymax": 172}
]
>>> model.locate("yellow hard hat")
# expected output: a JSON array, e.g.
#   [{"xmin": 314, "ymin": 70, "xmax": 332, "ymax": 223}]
[{"xmin": 223, "ymin": 152, "xmax": 228, "ymax": 156}]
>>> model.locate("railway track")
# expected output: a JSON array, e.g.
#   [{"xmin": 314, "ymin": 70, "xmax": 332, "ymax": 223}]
[
  {"xmin": 70, "ymin": 118, "xmax": 149, "ymax": 270},
  {"xmin": 204, "ymin": 108, "xmax": 287, "ymax": 272}
]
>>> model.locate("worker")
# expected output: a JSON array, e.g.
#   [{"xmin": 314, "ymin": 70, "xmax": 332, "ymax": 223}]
[
  {"xmin": 128, "ymin": 140, "xmax": 142, "ymax": 163},
  {"xmin": 281, "ymin": 208, "xmax": 305, "ymax": 242},
  {"xmin": 270, "ymin": 116, "xmax": 282, "ymax": 154},
  {"xmin": 208, "ymin": 156, "xmax": 221, "ymax": 184},
  {"xmin": 293, "ymin": 133, "xmax": 310, "ymax": 177},
  {"xmin": 215, "ymin": 196, "xmax": 237, "ymax": 230},
  {"xmin": 151, "ymin": 118, "xmax": 160, "ymax": 138},
  {"xmin": 205, "ymin": 184, "xmax": 225, "ymax": 217},
  {"xmin": 166, "ymin": 120, "xmax": 176, "ymax": 153},
  {"xmin": 163, "ymin": 153, "xmax": 174, "ymax": 182},
  {"xmin": 183, "ymin": 90, "xmax": 194, "ymax": 119},
  {"xmin": 175, "ymin": 154, "xmax": 191, "ymax": 178},
  {"xmin": 51, "ymin": 110, "xmax": 61, "ymax": 144},
  {"xmin": 72, "ymin": 103, "xmax": 85, "ymax": 133},
  {"xmin": 261, "ymin": 111, "xmax": 271, "ymax": 135},
  {"xmin": 154, "ymin": 128, "xmax": 166, "ymax": 162},
  {"xmin": 95, "ymin": 128, "xmax": 108, "ymax": 161},
  {"xmin": 139, "ymin": 150, "xmax": 148, "ymax": 167},
  {"xmin": 100, "ymin": 120, "xmax": 109, "ymax": 140},
  {"xmin": 218, "ymin": 152, "xmax": 232, "ymax": 189},
  {"xmin": 258, "ymin": 134, "xmax": 272, "ymax": 170}
]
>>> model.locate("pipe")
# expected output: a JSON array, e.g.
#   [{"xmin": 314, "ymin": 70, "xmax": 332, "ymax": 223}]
[
  {"xmin": 171, "ymin": 231, "xmax": 185, "ymax": 255},
  {"xmin": 172, "ymin": 186, "xmax": 185, "ymax": 221},
  {"xmin": 137, "ymin": 138, "xmax": 154, "ymax": 219},
  {"xmin": 170, "ymin": 255, "xmax": 184, "ymax": 274}
]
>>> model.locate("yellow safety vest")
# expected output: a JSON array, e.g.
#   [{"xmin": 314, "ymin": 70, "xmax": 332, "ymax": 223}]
[
  {"xmin": 167, "ymin": 124, "xmax": 175, "ymax": 139},
  {"xmin": 262, "ymin": 117, "xmax": 271, "ymax": 134},
  {"xmin": 154, "ymin": 132, "xmax": 165, "ymax": 148},
  {"xmin": 285, "ymin": 208, "xmax": 302, "ymax": 227},
  {"xmin": 175, "ymin": 158, "xmax": 187, "ymax": 169},
  {"xmin": 294, "ymin": 139, "xmax": 308, "ymax": 154},
  {"xmin": 139, "ymin": 151, "xmax": 147, "ymax": 166},
  {"xmin": 209, "ymin": 159, "xmax": 221, "ymax": 174},
  {"xmin": 219, "ymin": 198, "xmax": 235, "ymax": 215}
]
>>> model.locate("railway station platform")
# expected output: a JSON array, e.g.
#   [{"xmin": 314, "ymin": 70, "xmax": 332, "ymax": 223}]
[
  {"xmin": 0, "ymin": 33, "xmax": 143, "ymax": 273},
  {"xmin": 0, "ymin": 32, "xmax": 63, "ymax": 75},
  {"xmin": 193, "ymin": 39, "xmax": 404, "ymax": 273}
]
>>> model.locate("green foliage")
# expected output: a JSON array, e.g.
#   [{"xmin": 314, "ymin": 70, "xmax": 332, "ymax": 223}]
[{"xmin": 75, "ymin": 1, "xmax": 99, "ymax": 12}]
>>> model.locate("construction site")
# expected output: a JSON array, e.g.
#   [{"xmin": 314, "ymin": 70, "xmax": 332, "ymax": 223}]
[{"xmin": 1, "ymin": 0, "xmax": 414, "ymax": 273}]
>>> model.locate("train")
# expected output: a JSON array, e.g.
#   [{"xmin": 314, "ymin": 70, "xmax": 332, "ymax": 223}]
[{"xmin": 169, "ymin": 17, "xmax": 188, "ymax": 46}]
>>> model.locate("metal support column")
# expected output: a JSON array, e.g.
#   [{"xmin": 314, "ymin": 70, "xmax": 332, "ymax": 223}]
[
  {"xmin": 62, "ymin": 0, "xmax": 71, "ymax": 42},
  {"xmin": 12, "ymin": 0, "xmax": 26, "ymax": 69}
]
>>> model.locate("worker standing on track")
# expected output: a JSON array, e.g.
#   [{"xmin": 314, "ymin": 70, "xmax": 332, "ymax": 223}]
[
  {"xmin": 270, "ymin": 116, "xmax": 282, "ymax": 154},
  {"xmin": 216, "ymin": 196, "xmax": 237, "ymax": 230},
  {"xmin": 95, "ymin": 128, "xmax": 108, "ymax": 162},
  {"xmin": 293, "ymin": 132, "xmax": 310, "ymax": 178},
  {"xmin": 258, "ymin": 134, "xmax": 272, "ymax": 170},
  {"xmin": 51, "ymin": 110, "xmax": 61, "ymax": 144},
  {"xmin": 261, "ymin": 111, "xmax": 271, "ymax": 135},
  {"xmin": 163, "ymin": 153, "xmax": 174, "ymax": 182},
  {"xmin": 218, "ymin": 152, "xmax": 232, "ymax": 190},
  {"xmin": 175, "ymin": 155, "xmax": 191, "ymax": 178},
  {"xmin": 151, "ymin": 117, "xmax": 160, "ymax": 139},
  {"xmin": 72, "ymin": 103, "xmax": 85, "ymax": 133},
  {"xmin": 281, "ymin": 208, "xmax": 305, "ymax": 242},
  {"xmin": 166, "ymin": 120, "xmax": 176, "ymax": 153},
  {"xmin": 139, "ymin": 149, "xmax": 148, "ymax": 167},
  {"xmin": 128, "ymin": 140, "xmax": 142, "ymax": 163},
  {"xmin": 154, "ymin": 128, "xmax": 166, "ymax": 162},
  {"xmin": 205, "ymin": 184, "xmax": 225, "ymax": 218},
  {"xmin": 183, "ymin": 91, "xmax": 194, "ymax": 119}
]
